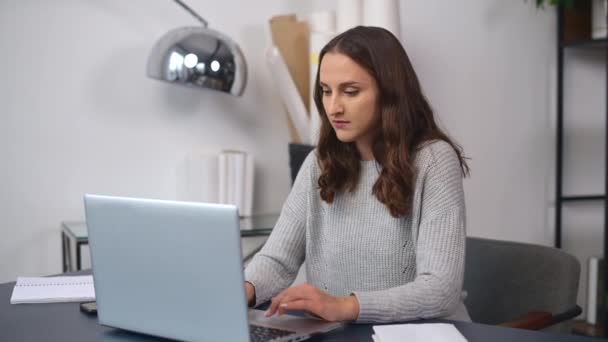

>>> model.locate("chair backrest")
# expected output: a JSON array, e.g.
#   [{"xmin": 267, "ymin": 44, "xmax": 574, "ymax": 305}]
[
  {"xmin": 463, "ymin": 237, "xmax": 580, "ymax": 325},
  {"xmin": 288, "ymin": 143, "xmax": 315, "ymax": 184}
]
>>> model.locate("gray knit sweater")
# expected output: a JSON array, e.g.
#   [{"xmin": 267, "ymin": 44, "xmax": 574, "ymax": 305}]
[{"xmin": 244, "ymin": 140, "xmax": 470, "ymax": 323}]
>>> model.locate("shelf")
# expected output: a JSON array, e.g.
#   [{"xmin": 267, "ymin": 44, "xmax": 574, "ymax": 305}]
[
  {"xmin": 561, "ymin": 38, "xmax": 607, "ymax": 49},
  {"xmin": 561, "ymin": 195, "xmax": 607, "ymax": 202},
  {"xmin": 572, "ymin": 320, "xmax": 604, "ymax": 338},
  {"xmin": 556, "ymin": 4, "xmax": 608, "ymax": 335}
]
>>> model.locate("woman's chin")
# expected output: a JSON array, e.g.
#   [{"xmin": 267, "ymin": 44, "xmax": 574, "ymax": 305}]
[{"xmin": 334, "ymin": 132, "xmax": 357, "ymax": 143}]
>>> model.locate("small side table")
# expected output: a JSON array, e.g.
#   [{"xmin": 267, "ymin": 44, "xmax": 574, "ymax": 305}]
[
  {"xmin": 61, "ymin": 214, "xmax": 280, "ymax": 271},
  {"xmin": 61, "ymin": 221, "xmax": 89, "ymax": 272}
]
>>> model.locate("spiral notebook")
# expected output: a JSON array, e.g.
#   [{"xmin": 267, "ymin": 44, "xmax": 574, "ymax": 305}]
[
  {"xmin": 373, "ymin": 323, "xmax": 468, "ymax": 342},
  {"xmin": 10, "ymin": 275, "xmax": 95, "ymax": 304}
]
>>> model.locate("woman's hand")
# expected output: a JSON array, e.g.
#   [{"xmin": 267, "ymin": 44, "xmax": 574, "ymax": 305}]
[
  {"xmin": 265, "ymin": 283, "xmax": 359, "ymax": 322},
  {"xmin": 245, "ymin": 282, "xmax": 256, "ymax": 307}
]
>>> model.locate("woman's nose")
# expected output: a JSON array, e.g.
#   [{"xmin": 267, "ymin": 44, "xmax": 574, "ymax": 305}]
[{"xmin": 326, "ymin": 96, "xmax": 344, "ymax": 116}]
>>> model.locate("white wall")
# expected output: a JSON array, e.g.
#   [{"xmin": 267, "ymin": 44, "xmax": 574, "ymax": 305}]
[
  {"xmin": 288, "ymin": 0, "xmax": 558, "ymax": 245},
  {"xmin": 400, "ymin": 1, "xmax": 557, "ymax": 245},
  {"xmin": 1, "ymin": 1, "xmax": 600, "ymax": 317},
  {"xmin": 398, "ymin": 1, "xmax": 605, "ymax": 314},
  {"xmin": 0, "ymin": 0, "xmax": 311, "ymax": 282}
]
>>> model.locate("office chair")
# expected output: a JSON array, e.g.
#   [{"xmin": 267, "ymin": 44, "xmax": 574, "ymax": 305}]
[
  {"xmin": 463, "ymin": 237, "xmax": 582, "ymax": 332},
  {"xmin": 288, "ymin": 143, "xmax": 315, "ymax": 185}
]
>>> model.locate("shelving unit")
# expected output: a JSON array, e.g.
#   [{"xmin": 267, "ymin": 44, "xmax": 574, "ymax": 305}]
[
  {"xmin": 555, "ymin": 4, "xmax": 608, "ymax": 337},
  {"xmin": 561, "ymin": 38, "xmax": 608, "ymax": 49}
]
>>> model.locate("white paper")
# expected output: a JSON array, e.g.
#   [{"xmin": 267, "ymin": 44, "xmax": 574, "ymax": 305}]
[
  {"xmin": 337, "ymin": 0, "xmax": 363, "ymax": 33},
  {"xmin": 373, "ymin": 323, "xmax": 467, "ymax": 342},
  {"xmin": 587, "ymin": 256, "xmax": 602, "ymax": 324},
  {"xmin": 363, "ymin": 0, "xmax": 401, "ymax": 40},
  {"xmin": 226, "ymin": 153, "xmax": 237, "ymax": 206},
  {"xmin": 592, "ymin": 0, "xmax": 607, "ymax": 39},
  {"xmin": 266, "ymin": 46, "xmax": 311, "ymax": 144},
  {"xmin": 176, "ymin": 153, "xmax": 219, "ymax": 203},
  {"xmin": 309, "ymin": 10, "xmax": 336, "ymax": 33},
  {"xmin": 242, "ymin": 154, "xmax": 255, "ymax": 217},
  {"xmin": 10, "ymin": 275, "xmax": 95, "ymax": 304},
  {"xmin": 308, "ymin": 11, "xmax": 336, "ymax": 147},
  {"xmin": 233, "ymin": 152, "xmax": 246, "ymax": 215},
  {"xmin": 218, "ymin": 154, "xmax": 228, "ymax": 204},
  {"xmin": 309, "ymin": 31, "xmax": 336, "ymax": 145}
]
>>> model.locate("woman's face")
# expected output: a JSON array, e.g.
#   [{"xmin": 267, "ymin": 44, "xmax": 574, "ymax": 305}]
[{"xmin": 319, "ymin": 52, "xmax": 380, "ymax": 156}]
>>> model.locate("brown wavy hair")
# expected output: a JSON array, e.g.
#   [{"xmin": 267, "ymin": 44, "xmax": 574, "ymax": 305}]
[{"xmin": 313, "ymin": 26, "xmax": 469, "ymax": 218}]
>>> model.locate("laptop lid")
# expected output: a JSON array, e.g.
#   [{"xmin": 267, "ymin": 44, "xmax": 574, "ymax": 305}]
[{"xmin": 84, "ymin": 194, "xmax": 250, "ymax": 342}]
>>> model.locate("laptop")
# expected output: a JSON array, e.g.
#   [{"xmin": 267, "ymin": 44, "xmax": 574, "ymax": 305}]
[{"xmin": 84, "ymin": 194, "xmax": 342, "ymax": 342}]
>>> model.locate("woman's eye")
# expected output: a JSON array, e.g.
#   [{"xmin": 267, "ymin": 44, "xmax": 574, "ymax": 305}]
[
  {"xmin": 344, "ymin": 90, "xmax": 359, "ymax": 96},
  {"xmin": 321, "ymin": 89, "xmax": 331, "ymax": 96}
]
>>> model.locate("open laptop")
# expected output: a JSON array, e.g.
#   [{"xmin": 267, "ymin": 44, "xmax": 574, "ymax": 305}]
[{"xmin": 84, "ymin": 194, "xmax": 341, "ymax": 342}]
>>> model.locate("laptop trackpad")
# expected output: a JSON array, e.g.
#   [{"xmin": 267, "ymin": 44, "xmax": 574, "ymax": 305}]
[{"xmin": 248, "ymin": 309, "xmax": 342, "ymax": 334}]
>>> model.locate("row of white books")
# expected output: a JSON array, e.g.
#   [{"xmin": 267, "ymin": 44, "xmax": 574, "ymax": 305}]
[
  {"xmin": 177, "ymin": 150, "xmax": 254, "ymax": 217},
  {"xmin": 587, "ymin": 256, "xmax": 604, "ymax": 325}
]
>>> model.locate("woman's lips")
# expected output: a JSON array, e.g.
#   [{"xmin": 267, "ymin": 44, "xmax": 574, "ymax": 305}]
[{"xmin": 333, "ymin": 120, "xmax": 350, "ymax": 129}]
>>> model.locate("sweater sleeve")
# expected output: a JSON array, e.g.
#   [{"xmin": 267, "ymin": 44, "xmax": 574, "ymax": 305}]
[
  {"xmin": 244, "ymin": 151, "xmax": 316, "ymax": 307},
  {"xmin": 352, "ymin": 143, "xmax": 466, "ymax": 323}
]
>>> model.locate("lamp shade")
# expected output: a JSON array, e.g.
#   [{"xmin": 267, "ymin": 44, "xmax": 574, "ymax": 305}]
[{"xmin": 146, "ymin": 26, "xmax": 247, "ymax": 96}]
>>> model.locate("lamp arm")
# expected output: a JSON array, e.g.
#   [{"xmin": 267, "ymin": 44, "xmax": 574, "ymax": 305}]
[{"xmin": 173, "ymin": 0, "xmax": 208, "ymax": 27}]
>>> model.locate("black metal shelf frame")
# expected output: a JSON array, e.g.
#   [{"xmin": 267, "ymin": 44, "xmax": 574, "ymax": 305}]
[
  {"xmin": 555, "ymin": 13, "xmax": 608, "ymax": 247},
  {"xmin": 554, "ymin": 4, "xmax": 608, "ymax": 337},
  {"xmin": 561, "ymin": 195, "xmax": 606, "ymax": 202},
  {"xmin": 560, "ymin": 38, "xmax": 607, "ymax": 49}
]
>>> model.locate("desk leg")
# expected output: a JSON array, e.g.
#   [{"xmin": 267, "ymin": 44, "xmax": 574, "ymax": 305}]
[
  {"xmin": 76, "ymin": 242, "xmax": 82, "ymax": 271},
  {"xmin": 61, "ymin": 232, "xmax": 67, "ymax": 273},
  {"xmin": 62, "ymin": 232, "xmax": 73, "ymax": 272}
]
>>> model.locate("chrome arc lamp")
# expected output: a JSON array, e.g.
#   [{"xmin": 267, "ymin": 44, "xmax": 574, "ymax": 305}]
[{"xmin": 146, "ymin": 0, "xmax": 247, "ymax": 96}]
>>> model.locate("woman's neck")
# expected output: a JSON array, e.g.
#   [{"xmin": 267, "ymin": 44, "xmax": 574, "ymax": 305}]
[{"xmin": 356, "ymin": 141, "xmax": 375, "ymax": 161}]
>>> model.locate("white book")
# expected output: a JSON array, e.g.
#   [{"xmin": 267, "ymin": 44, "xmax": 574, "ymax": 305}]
[
  {"xmin": 242, "ymin": 154, "xmax": 255, "ymax": 217},
  {"xmin": 233, "ymin": 152, "xmax": 246, "ymax": 216},
  {"xmin": 10, "ymin": 275, "xmax": 95, "ymax": 304},
  {"xmin": 218, "ymin": 154, "xmax": 228, "ymax": 204},
  {"xmin": 192, "ymin": 153, "xmax": 219, "ymax": 203},
  {"xmin": 177, "ymin": 153, "xmax": 219, "ymax": 203},
  {"xmin": 226, "ymin": 153, "xmax": 236, "ymax": 206},
  {"xmin": 587, "ymin": 256, "xmax": 604, "ymax": 324}
]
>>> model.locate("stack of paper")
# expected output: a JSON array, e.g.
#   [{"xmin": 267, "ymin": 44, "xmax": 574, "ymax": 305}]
[
  {"xmin": 587, "ymin": 256, "xmax": 604, "ymax": 324},
  {"xmin": 218, "ymin": 151, "xmax": 255, "ymax": 217},
  {"xmin": 268, "ymin": 15, "xmax": 310, "ymax": 144},
  {"xmin": 373, "ymin": 323, "xmax": 467, "ymax": 342},
  {"xmin": 10, "ymin": 275, "xmax": 95, "ymax": 304},
  {"xmin": 176, "ymin": 153, "xmax": 219, "ymax": 204},
  {"xmin": 176, "ymin": 150, "xmax": 255, "ymax": 217}
]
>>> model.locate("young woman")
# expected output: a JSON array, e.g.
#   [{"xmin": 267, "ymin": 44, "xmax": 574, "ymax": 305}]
[{"xmin": 244, "ymin": 26, "xmax": 470, "ymax": 323}]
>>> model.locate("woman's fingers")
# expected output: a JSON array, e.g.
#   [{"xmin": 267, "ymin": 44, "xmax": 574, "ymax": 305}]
[
  {"xmin": 264, "ymin": 285, "xmax": 355, "ymax": 322},
  {"xmin": 279, "ymin": 299, "xmax": 315, "ymax": 314},
  {"xmin": 265, "ymin": 284, "xmax": 314, "ymax": 317},
  {"xmin": 266, "ymin": 289, "xmax": 299, "ymax": 316},
  {"xmin": 265, "ymin": 295, "xmax": 284, "ymax": 317}
]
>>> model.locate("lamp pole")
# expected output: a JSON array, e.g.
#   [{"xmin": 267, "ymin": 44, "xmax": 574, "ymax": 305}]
[{"xmin": 173, "ymin": 0, "xmax": 208, "ymax": 27}]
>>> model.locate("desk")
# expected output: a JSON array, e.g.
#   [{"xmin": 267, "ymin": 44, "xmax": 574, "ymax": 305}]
[
  {"xmin": 0, "ymin": 279, "xmax": 606, "ymax": 342},
  {"xmin": 61, "ymin": 214, "xmax": 279, "ymax": 272}
]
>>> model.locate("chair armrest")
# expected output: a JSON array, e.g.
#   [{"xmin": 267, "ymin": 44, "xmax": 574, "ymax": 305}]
[
  {"xmin": 499, "ymin": 311, "xmax": 553, "ymax": 330},
  {"xmin": 499, "ymin": 306, "xmax": 582, "ymax": 330},
  {"xmin": 549, "ymin": 305, "xmax": 582, "ymax": 326}
]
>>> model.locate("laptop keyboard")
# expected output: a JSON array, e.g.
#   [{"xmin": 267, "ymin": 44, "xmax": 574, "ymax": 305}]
[{"xmin": 250, "ymin": 325, "xmax": 297, "ymax": 342}]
